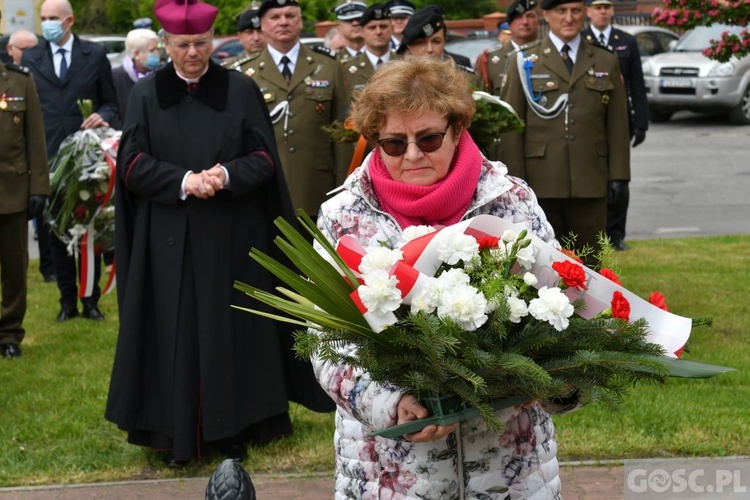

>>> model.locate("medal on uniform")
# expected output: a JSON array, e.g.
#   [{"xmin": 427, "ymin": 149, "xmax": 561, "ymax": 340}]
[
  {"xmin": 601, "ymin": 94, "xmax": 610, "ymax": 105},
  {"xmin": 13, "ymin": 115, "xmax": 20, "ymax": 124},
  {"xmin": 315, "ymin": 102, "xmax": 325, "ymax": 114}
]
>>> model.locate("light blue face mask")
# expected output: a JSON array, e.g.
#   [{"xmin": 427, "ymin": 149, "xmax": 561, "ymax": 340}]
[
  {"xmin": 145, "ymin": 53, "xmax": 161, "ymax": 70},
  {"xmin": 41, "ymin": 20, "xmax": 66, "ymax": 45}
]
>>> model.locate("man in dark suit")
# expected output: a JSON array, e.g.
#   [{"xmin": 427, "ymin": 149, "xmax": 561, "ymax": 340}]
[
  {"xmin": 583, "ymin": 0, "xmax": 647, "ymax": 251},
  {"xmin": 499, "ymin": 0, "xmax": 630, "ymax": 262},
  {"xmin": 21, "ymin": 0, "xmax": 119, "ymax": 322}
]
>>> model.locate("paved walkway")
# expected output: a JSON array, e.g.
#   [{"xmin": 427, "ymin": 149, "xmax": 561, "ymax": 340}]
[{"xmin": 0, "ymin": 464, "xmax": 625, "ymax": 499}]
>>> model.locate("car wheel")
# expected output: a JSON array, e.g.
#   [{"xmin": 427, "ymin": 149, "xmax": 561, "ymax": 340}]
[
  {"xmin": 648, "ymin": 106, "xmax": 673, "ymax": 123},
  {"xmin": 727, "ymin": 85, "xmax": 750, "ymax": 125}
]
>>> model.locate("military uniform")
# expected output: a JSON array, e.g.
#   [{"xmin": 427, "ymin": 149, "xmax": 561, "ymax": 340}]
[
  {"xmin": 499, "ymin": 37, "xmax": 630, "ymax": 254},
  {"xmin": 238, "ymin": 44, "xmax": 349, "ymax": 214},
  {"xmin": 341, "ymin": 49, "xmax": 395, "ymax": 100},
  {"xmin": 476, "ymin": 43, "xmax": 516, "ymax": 95},
  {"xmin": 0, "ymin": 61, "xmax": 50, "ymax": 351}
]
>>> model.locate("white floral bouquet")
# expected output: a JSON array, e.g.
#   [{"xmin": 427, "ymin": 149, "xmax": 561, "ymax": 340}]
[
  {"xmin": 46, "ymin": 127, "xmax": 120, "ymax": 256},
  {"xmin": 235, "ymin": 212, "xmax": 730, "ymax": 435}
]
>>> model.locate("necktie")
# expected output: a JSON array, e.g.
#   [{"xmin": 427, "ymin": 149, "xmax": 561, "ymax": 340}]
[
  {"xmin": 58, "ymin": 48, "xmax": 68, "ymax": 80},
  {"xmin": 376, "ymin": 58, "xmax": 383, "ymax": 67},
  {"xmin": 280, "ymin": 55, "xmax": 292, "ymax": 84},
  {"xmin": 561, "ymin": 44, "xmax": 574, "ymax": 75},
  {"xmin": 599, "ymin": 33, "xmax": 606, "ymax": 45}
]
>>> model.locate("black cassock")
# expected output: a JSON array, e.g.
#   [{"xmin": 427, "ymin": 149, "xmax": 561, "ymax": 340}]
[{"xmin": 106, "ymin": 61, "xmax": 333, "ymax": 460}]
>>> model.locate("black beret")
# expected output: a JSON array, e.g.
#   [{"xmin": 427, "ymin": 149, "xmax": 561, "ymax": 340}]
[
  {"xmin": 506, "ymin": 0, "xmax": 538, "ymax": 23},
  {"xmin": 237, "ymin": 7, "xmax": 261, "ymax": 31},
  {"xmin": 359, "ymin": 3, "xmax": 391, "ymax": 26},
  {"xmin": 332, "ymin": 0, "xmax": 367, "ymax": 21},
  {"xmin": 257, "ymin": 0, "xmax": 300, "ymax": 19},
  {"xmin": 540, "ymin": 0, "xmax": 583, "ymax": 9},
  {"xmin": 397, "ymin": 5, "xmax": 445, "ymax": 54},
  {"xmin": 385, "ymin": 0, "xmax": 416, "ymax": 16}
]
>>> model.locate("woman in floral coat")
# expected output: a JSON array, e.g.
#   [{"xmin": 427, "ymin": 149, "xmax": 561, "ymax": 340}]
[{"xmin": 314, "ymin": 57, "xmax": 579, "ymax": 499}]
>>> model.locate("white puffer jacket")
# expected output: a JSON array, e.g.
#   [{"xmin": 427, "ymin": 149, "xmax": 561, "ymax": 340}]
[{"xmin": 314, "ymin": 153, "xmax": 574, "ymax": 499}]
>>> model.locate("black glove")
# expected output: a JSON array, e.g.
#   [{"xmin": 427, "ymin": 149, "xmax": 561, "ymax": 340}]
[
  {"xmin": 607, "ymin": 181, "xmax": 629, "ymax": 212},
  {"xmin": 631, "ymin": 128, "xmax": 646, "ymax": 148},
  {"xmin": 27, "ymin": 195, "xmax": 47, "ymax": 220}
]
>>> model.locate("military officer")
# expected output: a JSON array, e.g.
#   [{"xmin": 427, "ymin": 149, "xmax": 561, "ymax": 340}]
[
  {"xmin": 499, "ymin": 0, "xmax": 630, "ymax": 261},
  {"xmin": 238, "ymin": 0, "xmax": 349, "ymax": 215},
  {"xmin": 0, "ymin": 59, "xmax": 50, "ymax": 358},
  {"xmin": 341, "ymin": 4, "xmax": 396, "ymax": 100},
  {"xmin": 385, "ymin": 0, "xmax": 415, "ymax": 51},
  {"xmin": 223, "ymin": 2, "xmax": 265, "ymax": 70},
  {"xmin": 333, "ymin": 0, "xmax": 367, "ymax": 64},
  {"xmin": 476, "ymin": 0, "xmax": 540, "ymax": 95},
  {"xmin": 583, "ymin": 0, "xmax": 648, "ymax": 251}
]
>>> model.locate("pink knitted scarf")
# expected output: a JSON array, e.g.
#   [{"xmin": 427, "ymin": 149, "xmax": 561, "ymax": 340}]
[{"xmin": 369, "ymin": 130, "xmax": 482, "ymax": 230}]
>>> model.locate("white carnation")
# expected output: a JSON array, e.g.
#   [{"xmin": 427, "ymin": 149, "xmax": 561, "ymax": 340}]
[
  {"xmin": 528, "ymin": 286, "xmax": 574, "ymax": 331},
  {"xmin": 515, "ymin": 243, "xmax": 536, "ymax": 270},
  {"xmin": 507, "ymin": 296, "xmax": 529, "ymax": 323},
  {"xmin": 436, "ymin": 268, "xmax": 471, "ymax": 288},
  {"xmin": 501, "ymin": 229, "xmax": 518, "ymax": 243},
  {"xmin": 437, "ymin": 284, "xmax": 488, "ymax": 331},
  {"xmin": 435, "ymin": 232, "xmax": 480, "ymax": 266},
  {"xmin": 401, "ymin": 225, "xmax": 437, "ymax": 243},
  {"xmin": 523, "ymin": 272, "xmax": 538, "ymax": 286},
  {"xmin": 359, "ymin": 247, "xmax": 403, "ymax": 275},
  {"xmin": 359, "ymin": 270, "xmax": 402, "ymax": 315}
]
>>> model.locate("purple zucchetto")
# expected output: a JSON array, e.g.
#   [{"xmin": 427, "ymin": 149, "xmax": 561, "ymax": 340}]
[{"xmin": 155, "ymin": 0, "xmax": 218, "ymax": 35}]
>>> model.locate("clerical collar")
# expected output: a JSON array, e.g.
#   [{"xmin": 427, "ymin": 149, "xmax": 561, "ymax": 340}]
[{"xmin": 174, "ymin": 65, "xmax": 209, "ymax": 84}]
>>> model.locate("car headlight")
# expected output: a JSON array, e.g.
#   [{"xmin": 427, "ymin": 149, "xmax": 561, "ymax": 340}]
[
  {"xmin": 708, "ymin": 62, "xmax": 735, "ymax": 77},
  {"xmin": 642, "ymin": 60, "xmax": 653, "ymax": 76}
]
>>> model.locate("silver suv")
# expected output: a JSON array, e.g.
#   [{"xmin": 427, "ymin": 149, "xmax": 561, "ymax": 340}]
[{"xmin": 642, "ymin": 24, "xmax": 750, "ymax": 124}]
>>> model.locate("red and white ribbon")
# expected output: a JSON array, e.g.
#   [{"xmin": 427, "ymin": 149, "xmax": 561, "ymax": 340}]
[{"xmin": 335, "ymin": 215, "xmax": 691, "ymax": 357}]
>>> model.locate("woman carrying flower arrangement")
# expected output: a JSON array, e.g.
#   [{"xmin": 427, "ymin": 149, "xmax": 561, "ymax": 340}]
[{"xmin": 314, "ymin": 56, "xmax": 579, "ymax": 499}]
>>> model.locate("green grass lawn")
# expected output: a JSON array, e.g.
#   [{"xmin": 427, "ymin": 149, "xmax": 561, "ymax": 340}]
[{"xmin": 1, "ymin": 235, "xmax": 747, "ymax": 486}]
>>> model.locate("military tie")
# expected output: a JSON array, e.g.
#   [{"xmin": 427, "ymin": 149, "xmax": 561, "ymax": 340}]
[
  {"xmin": 376, "ymin": 58, "xmax": 383, "ymax": 67},
  {"xmin": 280, "ymin": 55, "xmax": 292, "ymax": 84},
  {"xmin": 599, "ymin": 33, "xmax": 606, "ymax": 45},
  {"xmin": 561, "ymin": 44, "xmax": 574, "ymax": 75},
  {"xmin": 58, "ymin": 48, "xmax": 68, "ymax": 80}
]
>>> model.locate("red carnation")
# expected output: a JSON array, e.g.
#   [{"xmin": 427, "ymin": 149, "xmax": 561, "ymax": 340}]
[
  {"xmin": 600, "ymin": 268, "xmax": 622, "ymax": 285},
  {"xmin": 552, "ymin": 260, "xmax": 588, "ymax": 290},
  {"xmin": 648, "ymin": 291, "xmax": 670, "ymax": 311},
  {"xmin": 611, "ymin": 291, "xmax": 631, "ymax": 321},
  {"xmin": 476, "ymin": 236, "xmax": 500, "ymax": 250},
  {"xmin": 73, "ymin": 205, "xmax": 87, "ymax": 220},
  {"xmin": 93, "ymin": 191, "xmax": 107, "ymax": 205}
]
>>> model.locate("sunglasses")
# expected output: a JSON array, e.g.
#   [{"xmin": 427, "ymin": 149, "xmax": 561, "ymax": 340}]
[{"xmin": 377, "ymin": 126, "xmax": 450, "ymax": 157}]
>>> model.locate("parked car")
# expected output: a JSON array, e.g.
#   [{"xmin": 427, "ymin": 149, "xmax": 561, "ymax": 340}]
[
  {"xmin": 641, "ymin": 24, "xmax": 750, "ymax": 124},
  {"xmin": 616, "ymin": 24, "xmax": 679, "ymax": 65},
  {"xmin": 82, "ymin": 35, "xmax": 127, "ymax": 67},
  {"xmin": 444, "ymin": 33, "xmax": 497, "ymax": 69}
]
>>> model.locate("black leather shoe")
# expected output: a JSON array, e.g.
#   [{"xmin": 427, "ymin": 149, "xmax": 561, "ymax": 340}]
[
  {"xmin": 165, "ymin": 455, "xmax": 190, "ymax": 468},
  {"xmin": 56, "ymin": 307, "xmax": 80, "ymax": 322},
  {"xmin": 1, "ymin": 343, "xmax": 22, "ymax": 359},
  {"xmin": 613, "ymin": 240, "xmax": 629, "ymax": 251},
  {"xmin": 83, "ymin": 305, "xmax": 105, "ymax": 321}
]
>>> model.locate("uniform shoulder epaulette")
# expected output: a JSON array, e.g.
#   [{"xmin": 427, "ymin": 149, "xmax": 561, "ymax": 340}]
[
  {"xmin": 517, "ymin": 40, "xmax": 542, "ymax": 52},
  {"xmin": 486, "ymin": 43, "xmax": 504, "ymax": 55},
  {"xmin": 5, "ymin": 62, "xmax": 31, "ymax": 75},
  {"xmin": 311, "ymin": 45, "xmax": 337, "ymax": 59},
  {"xmin": 457, "ymin": 63, "xmax": 475, "ymax": 74},
  {"xmin": 225, "ymin": 53, "xmax": 254, "ymax": 70}
]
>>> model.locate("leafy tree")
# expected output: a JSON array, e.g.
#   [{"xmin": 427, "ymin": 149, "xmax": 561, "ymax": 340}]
[{"xmin": 652, "ymin": 0, "xmax": 750, "ymax": 62}]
